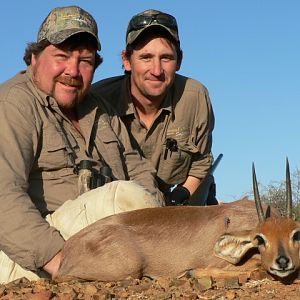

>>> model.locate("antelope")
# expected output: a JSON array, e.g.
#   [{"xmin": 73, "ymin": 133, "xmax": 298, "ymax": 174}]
[{"xmin": 55, "ymin": 160, "xmax": 300, "ymax": 282}]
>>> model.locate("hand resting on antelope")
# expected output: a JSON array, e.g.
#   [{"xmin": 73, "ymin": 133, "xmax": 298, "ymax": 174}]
[{"xmin": 54, "ymin": 160, "xmax": 300, "ymax": 282}]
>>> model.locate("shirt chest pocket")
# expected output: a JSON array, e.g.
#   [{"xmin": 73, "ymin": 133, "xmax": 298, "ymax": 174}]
[
  {"xmin": 158, "ymin": 128, "xmax": 199, "ymax": 185},
  {"xmin": 39, "ymin": 124, "xmax": 79, "ymax": 169}
]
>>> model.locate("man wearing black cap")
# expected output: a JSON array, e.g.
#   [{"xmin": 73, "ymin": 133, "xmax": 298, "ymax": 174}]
[
  {"xmin": 0, "ymin": 6, "xmax": 163, "ymax": 283},
  {"xmin": 92, "ymin": 9, "xmax": 217, "ymax": 207}
]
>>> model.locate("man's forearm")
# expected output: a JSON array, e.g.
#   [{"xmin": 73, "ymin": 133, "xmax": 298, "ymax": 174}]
[{"xmin": 182, "ymin": 176, "xmax": 202, "ymax": 195}]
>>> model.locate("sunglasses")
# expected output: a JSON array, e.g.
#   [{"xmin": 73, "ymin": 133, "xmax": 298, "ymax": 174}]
[{"xmin": 128, "ymin": 13, "xmax": 178, "ymax": 32}]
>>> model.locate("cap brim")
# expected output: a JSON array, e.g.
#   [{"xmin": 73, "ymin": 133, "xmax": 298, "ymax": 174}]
[
  {"xmin": 47, "ymin": 28, "xmax": 101, "ymax": 50},
  {"xmin": 126, "ymin": 24, "xmax": 179, "ymax": 46}
]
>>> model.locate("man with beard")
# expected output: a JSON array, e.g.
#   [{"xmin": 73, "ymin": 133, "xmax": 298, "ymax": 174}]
[{"xmin": 0, "ymin": 6, "xmax": 163, "ymax": 284}]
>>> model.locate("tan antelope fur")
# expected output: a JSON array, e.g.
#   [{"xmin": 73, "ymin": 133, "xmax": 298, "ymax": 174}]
[
  {"xmin": 55, "ymin": 161, "xmax": 300, "ymax": 282},
  {"xmin": 215, "ymin": 161, "xmax": 300, "ymax": 279}
]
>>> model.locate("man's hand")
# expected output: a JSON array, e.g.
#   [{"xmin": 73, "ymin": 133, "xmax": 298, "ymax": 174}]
[
  {"xmin": 43, "ymin": 251, "xmax": 62, "ymax": 277},
  {"xmin": 165, "ymin": 185, "xmax": 190, "ymax": 205}
]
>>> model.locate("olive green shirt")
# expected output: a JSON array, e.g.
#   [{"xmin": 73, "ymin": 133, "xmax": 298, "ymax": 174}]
[
  {"xmin": 91, "ymin": 74, "xmax": 214, "ymax": 192},
  {"xmin": 0, "ymin": 68, "xmax": 161, "ymax": 272}
]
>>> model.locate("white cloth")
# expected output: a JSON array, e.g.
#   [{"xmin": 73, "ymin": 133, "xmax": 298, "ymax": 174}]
[{"xmin": 0, "ymin": 181, "xmax": 161, "ymax": 283}]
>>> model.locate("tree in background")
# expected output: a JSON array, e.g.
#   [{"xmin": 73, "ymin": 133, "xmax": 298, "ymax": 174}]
[{"xmin": 258, "ymin": 168, "xmax": 300, "ymax": 220}]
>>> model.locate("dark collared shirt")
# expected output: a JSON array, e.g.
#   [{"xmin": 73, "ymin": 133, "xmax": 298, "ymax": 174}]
[{"xmin": 91, "ymin": 74, "xmax": 215, "ymax": 192}]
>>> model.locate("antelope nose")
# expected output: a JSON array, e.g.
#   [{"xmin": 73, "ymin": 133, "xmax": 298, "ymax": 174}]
[{"xmin": 276, "ymin": 255, "xmax": 290, "ymax": 269}]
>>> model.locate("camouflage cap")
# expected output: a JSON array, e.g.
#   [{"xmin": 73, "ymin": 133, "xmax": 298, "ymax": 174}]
[
  {"xmin": 37, "ymin": 6, "xmax": 101, "ymax": 50},
  {"xmin": 126, "ymin": 9, "xmax": 179, "ymax": 46}
]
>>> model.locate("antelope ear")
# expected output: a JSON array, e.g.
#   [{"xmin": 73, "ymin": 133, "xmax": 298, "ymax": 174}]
[{"xmin": 214, "ymin": 230, "xmax": 256, "ymax": 264}]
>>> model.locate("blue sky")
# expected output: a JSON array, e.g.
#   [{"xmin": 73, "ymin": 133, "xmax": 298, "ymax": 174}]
[{"xmin": 1, "ymin": 1, "xmax": 299, "ymax": 202}]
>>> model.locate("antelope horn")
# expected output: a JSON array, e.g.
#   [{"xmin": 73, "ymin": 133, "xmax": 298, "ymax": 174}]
[
  {"xmin": 252, "ymin": 163, "xmax": 265, "ymax": 222},
  {"xmin": 286, "ymin": 158, "xmax": 293, "ymax": 218}
]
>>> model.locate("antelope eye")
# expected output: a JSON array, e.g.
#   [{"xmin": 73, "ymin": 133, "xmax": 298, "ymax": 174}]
[
  {"xmin": 255, "ymin": 235, "xmax": 266, "ymax": 246},
  {"xmin": 292, "ymin": 230, "xmax": 300, "ymax": 242}
]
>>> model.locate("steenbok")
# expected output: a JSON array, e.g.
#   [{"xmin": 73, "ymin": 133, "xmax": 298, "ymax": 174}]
[{"xmin": 55, "ymin": 160, "xmax": 300, "ymax": 282}]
